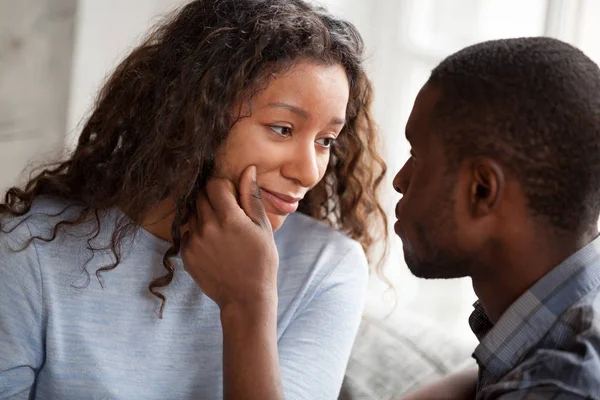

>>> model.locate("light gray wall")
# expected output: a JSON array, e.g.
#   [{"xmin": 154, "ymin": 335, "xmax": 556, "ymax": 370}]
[{"xmin": 0, "ymin": 0, "xmax": 77, "ymax": 190}]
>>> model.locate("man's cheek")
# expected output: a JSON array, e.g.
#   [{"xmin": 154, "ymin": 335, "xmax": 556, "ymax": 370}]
[{"xmin": 397, "ymin": 204, "xmax": 416, "ymax": 246}]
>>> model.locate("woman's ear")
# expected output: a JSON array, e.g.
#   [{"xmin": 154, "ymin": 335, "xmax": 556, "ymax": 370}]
[{"xmin": 469, "ymin": 158, "xmax": 504, "ymax": 218}]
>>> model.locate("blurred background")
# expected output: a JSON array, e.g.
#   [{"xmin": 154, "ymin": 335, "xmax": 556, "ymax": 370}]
[{"xmin": 2, "ymin": 0, "xmax": 600, "ymax": 352}]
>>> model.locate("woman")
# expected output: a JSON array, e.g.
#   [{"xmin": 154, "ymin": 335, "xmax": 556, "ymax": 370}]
[{"xmin": 0, "ymin": 0, "xmax": 387, "ymax": 398}]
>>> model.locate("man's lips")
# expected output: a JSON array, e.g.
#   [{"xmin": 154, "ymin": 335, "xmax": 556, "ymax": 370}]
[
  {"xmin": 394, "ymin": 219, "xmax": 402, "ymax": 235},
  {"xmin": 395, "ymin": 199, "xmax": 403, "ymax": 219},
  {"xmin": 261, "ymin": 189, "xmax": 302, "ymax": 214},
  {"xmin": 394, "ymin": 201, "xmax": 402, "ymax": 235}
]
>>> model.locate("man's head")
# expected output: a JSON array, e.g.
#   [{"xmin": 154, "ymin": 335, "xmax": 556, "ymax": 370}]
[{"xmin": 393, "ymin": 37, "xmax": 600, "ymax": 279}]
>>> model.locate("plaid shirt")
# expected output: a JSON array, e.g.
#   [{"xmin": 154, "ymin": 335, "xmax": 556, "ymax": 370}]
[{"xmin": 470, "ymin": 236, "xmax": 600, "ymax": 400}]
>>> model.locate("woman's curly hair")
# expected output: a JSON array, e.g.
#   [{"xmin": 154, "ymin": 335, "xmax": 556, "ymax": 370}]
[{"xmin": 0, "ymin": 0, "xmax": 388, "ymax": 317}]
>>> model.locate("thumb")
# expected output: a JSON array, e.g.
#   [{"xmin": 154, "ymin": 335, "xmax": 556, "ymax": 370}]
[{"xmin": 239, "ymin": 165, "xmax": 270, "ymax": 229}]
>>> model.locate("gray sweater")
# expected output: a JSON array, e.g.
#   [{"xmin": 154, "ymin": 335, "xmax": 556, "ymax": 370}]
[{"xmin": 0, "ymin": 197, "xmax": 368, "ymax": 399}]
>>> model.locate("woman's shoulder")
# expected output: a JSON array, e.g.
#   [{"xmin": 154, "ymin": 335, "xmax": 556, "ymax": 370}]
[
  {"xmin": 273, "ymin": 213, "xmax": 369, "ymax": 321},
  {"xmin": 0, "ymin": 196, "xmax": 127, "ymax": 261},
  {"xmin": 1, "ymin": 196, "xmax": 86, "ymax": 239},
  {"xmin": 277, "ymin": 212, "xmax": 361, "ymax": 250},
  {"xmin": 274, "ymin": 212, "xmax": 368, "ymax": 275},
  {"xmin": 2, "ymin": 195, "xmax": 84, "ymax": 223},
  {"xmin": 0, "ymin": 197, "xmax": 81, "ymax": 291}
]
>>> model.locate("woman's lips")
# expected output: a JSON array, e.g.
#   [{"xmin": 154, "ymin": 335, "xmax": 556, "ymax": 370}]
[{"xmin": 261, "ymin": 189, "xmax": 301, "ymax": 214}]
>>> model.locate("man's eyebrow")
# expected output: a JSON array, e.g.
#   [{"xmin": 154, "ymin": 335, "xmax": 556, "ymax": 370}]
[{"xmin": 267, "ymin": 102, "xmax": 346, "ymax": 126}]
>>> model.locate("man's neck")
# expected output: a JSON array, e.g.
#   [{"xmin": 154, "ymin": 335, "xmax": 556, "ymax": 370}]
[{"xmin": 472, "ymin": 230, "xmax": 598, "ymax": 323}]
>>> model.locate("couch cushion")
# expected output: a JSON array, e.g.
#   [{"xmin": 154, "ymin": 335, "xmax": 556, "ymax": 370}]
[{"xmin": 339, "ymin": 311, "xmax": 474, "ymax": 400}]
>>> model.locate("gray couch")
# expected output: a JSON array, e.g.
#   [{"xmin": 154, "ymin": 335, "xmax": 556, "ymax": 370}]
[{"xmin": 340, "ymin": 310, "xmax": 475, "ymax": 400}]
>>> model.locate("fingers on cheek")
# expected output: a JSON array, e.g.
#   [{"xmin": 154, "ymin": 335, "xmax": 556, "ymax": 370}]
[
  {"xmin": 201, "ymin": 218, "xmax": 221, "ymax": 237},
  {"xmin": 204, "ymin": 180, "xmax": 218, "ymax": 200},
  {"xmin": 181, "ymin": 232, "xmax": 204, "ymax": 263},
  {"xmin": 181, "ymin": 221, "xmax": 221, "ymax": 267},
  {"xmin": 198, "ymin": 194, "xmax": 213, "ymax": 219},
  {"xmin": 220, "ymin": 211, "xmax": 237, "ymax": 228}
]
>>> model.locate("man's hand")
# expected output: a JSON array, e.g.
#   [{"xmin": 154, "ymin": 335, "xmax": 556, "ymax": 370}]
[{"xmin": 400, "ymin": 366, "xmax": 478, "ymax": 400}]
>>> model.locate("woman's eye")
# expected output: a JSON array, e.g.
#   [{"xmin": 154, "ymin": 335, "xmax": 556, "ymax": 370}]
[
  {"xmin": 316, "ymin": 137, "xmax": 336, "ymax": 148},
  {"xmin": 270, "ymin": 126, "xmax": 293, "ymax": 137}
]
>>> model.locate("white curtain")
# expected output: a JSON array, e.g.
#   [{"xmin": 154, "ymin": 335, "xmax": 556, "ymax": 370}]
[{"xmin": 320, "ymin": 0, "xmax": 600, "ymax": 343}]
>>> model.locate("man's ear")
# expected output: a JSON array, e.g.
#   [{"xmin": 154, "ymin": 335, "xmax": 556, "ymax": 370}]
[{"xmin": 469, "ymin": 158, "xmax": 504, "ymax": 218}]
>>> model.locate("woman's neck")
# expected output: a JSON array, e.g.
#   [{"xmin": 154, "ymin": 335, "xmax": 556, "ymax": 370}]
[{"xmin": 140, "ymin": 198, "xmax": 178, "ymax": 243}]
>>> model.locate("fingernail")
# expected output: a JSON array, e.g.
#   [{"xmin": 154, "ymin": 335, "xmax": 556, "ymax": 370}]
[{"xmin": 250, "ymin": 166, "xmax": 257, "ymax": 182}]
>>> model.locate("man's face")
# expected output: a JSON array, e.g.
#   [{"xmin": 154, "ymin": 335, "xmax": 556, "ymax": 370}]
[{"xmin": 393, "ymin": 84, "xmax": 476, "ymax": 279}]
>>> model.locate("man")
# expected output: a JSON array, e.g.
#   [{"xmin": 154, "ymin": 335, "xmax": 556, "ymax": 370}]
[{"xmin": 395, "ymin": 37, "xmax": 600, "ymax": 399}]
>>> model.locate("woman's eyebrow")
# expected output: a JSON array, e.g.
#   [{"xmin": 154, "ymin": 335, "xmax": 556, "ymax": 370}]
[
  {"xmin": 329, "ymin": 117, "xmax": 346, "ymax": 126},
  {"xmin": 266, "ymin": 102, "xmax": 345, "ymax": 125},
  {"xmin": 266, "ymin": 102, "xmax": 309, "ymax": 119}
]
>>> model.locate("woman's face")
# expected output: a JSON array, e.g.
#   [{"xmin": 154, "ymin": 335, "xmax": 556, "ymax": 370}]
[{"xmin": 214, "ymin": 60, "xmax": 350, "ymax": 231}]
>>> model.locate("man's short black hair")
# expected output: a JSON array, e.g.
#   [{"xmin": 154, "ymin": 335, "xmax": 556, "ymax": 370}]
[{"xmin": 429, "ymin": 37, "xmax": 600, "ymax": 232}]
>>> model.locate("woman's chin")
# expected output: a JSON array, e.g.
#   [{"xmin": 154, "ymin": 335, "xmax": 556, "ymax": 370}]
[{"xmin": 267, "ymin": 213, "xmax": 288, "ymax": 232}]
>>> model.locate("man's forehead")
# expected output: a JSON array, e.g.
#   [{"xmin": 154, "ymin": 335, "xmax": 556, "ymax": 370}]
[{"xmin": 406, "ymin": 83, "xmax": 443, "ymax": 142}]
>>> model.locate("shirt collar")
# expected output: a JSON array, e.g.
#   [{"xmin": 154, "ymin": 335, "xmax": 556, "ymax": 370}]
[{"xmin": 470, "ymin": 235, "xmax": 600, "ymax": 382}]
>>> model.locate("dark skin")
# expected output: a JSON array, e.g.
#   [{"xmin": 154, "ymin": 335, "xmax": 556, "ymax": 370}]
[
  {"xmin": 395, "ymin": 83, "xmax": 598, "ymax": 399},
  {"xmin": 182, "ymin": 167, "xmax": 283, "ymax": 400}
]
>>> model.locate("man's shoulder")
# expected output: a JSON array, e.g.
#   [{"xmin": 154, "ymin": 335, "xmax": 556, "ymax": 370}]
[
  {"xmin": 482, "ymin": 292, "xmax": 600, "ymax": 399},
  {"xmin": 554, "ymin": 285, "xmax": 600, "ymax": 350},
  {"xmin": 479, "ymin": 343, "xmax": 600, "ymax": 399}
]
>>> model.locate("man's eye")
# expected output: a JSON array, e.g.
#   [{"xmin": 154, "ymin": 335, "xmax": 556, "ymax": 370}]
[
  {"xmin": 316, "ymin": 137, "xmax": 336, "ymax": 148},
  {"xmin": 270, "ymin": 126, "xmax": 293, "ymax": 137}
]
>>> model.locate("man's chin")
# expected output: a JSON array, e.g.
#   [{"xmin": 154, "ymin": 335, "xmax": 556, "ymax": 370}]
[
  {"xmin": 406, "ymin": 263, "xmax": 437, "ymax": 279},
  {"xmin": 404, "ymin": 251, "xmax": 442, "ymax": 279},
  {"xmin": 404, "ymin": 257, "xmax": 430, "ymax": 279},
  {"xmin": 405, "ymin": 255, "xmax": 469, "ymax": 280}
]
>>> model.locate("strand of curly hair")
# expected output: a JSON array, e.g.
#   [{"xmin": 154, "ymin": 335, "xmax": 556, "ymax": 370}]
[{"xmin": 0, "ymin": 0, "xmax": 388, "ymax": 318}]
